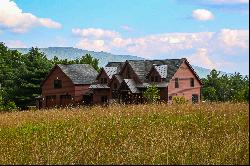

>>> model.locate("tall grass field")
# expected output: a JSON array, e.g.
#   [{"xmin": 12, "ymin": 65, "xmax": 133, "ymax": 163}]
[{"xmin": 0, "ymin": 102, "xmax": 248, "ymax": 165}]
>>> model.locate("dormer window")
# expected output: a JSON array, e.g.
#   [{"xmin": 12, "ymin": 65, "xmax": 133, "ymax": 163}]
[
  {"xmin": 54, "ymin": 80, "xmax": 62, "ymax": 89},
  {"xmin": 114, "ymin": 83, "xmax": 117, "ymax": 89},
  {"xmin": 151, "ymin": 76, "xmax": 159, "ymax": 82},
  {"xmin": 154, "ymin": 76, "xmax": 159, "ymax": 82},
  {"xmin": 151, "ymin": 76, "xmax": 154, "ymax": 82},
  {"xmin": 100, "ymin": 78, "xmax": 107, "ymax": 84}
]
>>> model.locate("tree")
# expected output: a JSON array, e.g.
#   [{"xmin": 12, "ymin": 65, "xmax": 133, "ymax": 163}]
[
  {"xmin": 0, "ymin": 43, "xmax": 23, "ymax": 109},
  {"xmin": 201, "ymin": 69, "xmax": 249, "ymax": 102},
  {"xmin": 78, "ymin": 54, "xmax": 100, "ymax": 72},
  {"xmin": 143, "ymin": 84, "xmax": 160, "ymax": 103},
  {"xmin": 52, "ymin": 54, "xmax": 100, "ymax": 72},
  {"xmin": 14, "ymin": 47, "xmax": 53, "ymax": 109}
]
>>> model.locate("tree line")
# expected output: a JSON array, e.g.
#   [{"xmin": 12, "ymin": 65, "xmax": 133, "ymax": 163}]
[
  {"xmin": 0, "ymin": 42, "xmax": 249, "ymax": 111},
  {"xmin": 0, "ymin": 42, "xmax": 100, "ymax": 111}
]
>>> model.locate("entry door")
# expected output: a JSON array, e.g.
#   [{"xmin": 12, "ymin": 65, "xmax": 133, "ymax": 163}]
[
  {"xmin": 46, "ymin": 95, "xmax": 56, "ymax": 108},
  {"xmin": 192, "ymin": 94, "xmax": 199, "ymax": 103},
  {"xmin": 60, "ymin": 95, "xmax": 72, "ymax": 106}
]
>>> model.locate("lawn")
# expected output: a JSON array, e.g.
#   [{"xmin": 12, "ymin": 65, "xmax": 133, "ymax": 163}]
[{"xmin": 0, "ymin": 102, "xmax": 248, "ymax": 165}]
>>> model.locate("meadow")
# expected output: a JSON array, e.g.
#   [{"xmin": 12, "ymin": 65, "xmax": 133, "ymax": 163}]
[{"xmin": 0, "ymin": 102, "xmax": 248, "ymax": 165}]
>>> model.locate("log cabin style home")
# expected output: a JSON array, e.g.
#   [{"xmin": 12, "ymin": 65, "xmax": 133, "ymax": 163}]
[
  {"xmin": 38, "ymin": 58, "xmax": 202, "ymax": 108},
  {"xmin": 39, "ymin": 64, "xmax": 98, "ymax": 108},
  {"xmin": 89, "ymin": 58, "xmax": 202, "ymax": 105}
]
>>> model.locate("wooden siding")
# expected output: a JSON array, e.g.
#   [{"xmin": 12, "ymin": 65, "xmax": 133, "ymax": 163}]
[
  {"xmin": 92, "ymin": 89, "xmax": 111, "ymax": 104},
  {"xmin": 167, "ymin": 61, "xmax": 201, "ymax": 103},
  {"xmin": 41, "ymin": 66, "xmax": 91, "ymax": 108},
  {"xmin": 148, "ymin": 67, "xmax": 162, "ymax": 82}
]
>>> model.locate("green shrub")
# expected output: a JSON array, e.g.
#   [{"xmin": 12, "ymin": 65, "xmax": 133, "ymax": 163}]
[
  {"xmin": 143, "ymin": 84, "xmax": 160, "ymax": 103},
  {"xmin": 172, "ymin": 96, "xmax": 188, "ymax": 104}
]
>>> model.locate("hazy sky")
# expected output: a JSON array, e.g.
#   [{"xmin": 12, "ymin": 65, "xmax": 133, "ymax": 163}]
[{"xmin": 0, "ymin": 0, "xmax": 249, "ymax": 74}]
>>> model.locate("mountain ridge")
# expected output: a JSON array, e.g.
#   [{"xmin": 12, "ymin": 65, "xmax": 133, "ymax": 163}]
[{"xmin": 11, "ymin": 47, "xmax": 230, "ymax": 78}]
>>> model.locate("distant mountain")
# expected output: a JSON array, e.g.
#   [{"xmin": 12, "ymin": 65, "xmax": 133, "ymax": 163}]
[
  {"xmin": 11, "ymin": 47, "xmax": 229, "ymax": 78},
  {"xmin": 11, "ymin": 47, "xmax": 144, "ymax": 67}
]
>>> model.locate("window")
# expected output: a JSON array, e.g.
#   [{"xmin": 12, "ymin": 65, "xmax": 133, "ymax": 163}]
[
  {"xmin": 114, "ymin": 83, "xmax": 117, "ymax": 89},
  {"xmin": 154, "ymin": 76, "xmax": 159, "ymax": 82},
  {"xmin": 151, "ymin": 76, "xmax": 154, "ymax": 82},
  {"xmin": 175, "ymin": 78, "xmax": 179, "ymax": 88},
  {"xmin": 151, "ymin": 76, "xmax": 159, "ymax": 82},
  {"xmin": 60, "ymin": 94, "xmax": 71, "ymax": 99},
  {"xmin": 46, "ymin": 95, "xmax": 56, "ymax": 100},
  {"xmin": 100, "ymin": 78, "xmax": 107, "ymax": 84},
  {"xmin": 101, "ymin": 96, "xmax": 108, "ymax": 103},
  {"xmin": 190, "ymin": 78, "xmax": 194, "ymax": 87},
  {"xmin": 54, "ymin": 80, "xmax": 62, "ymax": 89},
  {"xmin": 192, "ymin": 94, "xmax": 199, "ymax": 103}
]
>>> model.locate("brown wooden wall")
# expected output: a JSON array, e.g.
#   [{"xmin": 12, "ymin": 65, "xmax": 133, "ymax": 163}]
[
  {"xmin": 74, "ymin": 84, "xmax": 91, "ymax": 104},
  {"xmin": 167, "ymin": 61, "xmax": 201, "ymax": 103},
  {"xmin": 109, "ymin": 77, "xmax": 121, "ymax": 90},
  {"xmin": 97, "ymin": 69, "xmax": 110, "ymax": 83},
  {"xmin": 92, "ymin": 89, "xmax": 111, "ymax": 104},
  {"xmin": 148, "ymin": 67, "xmax": 162, "ymax": 82},
  {"xmin": 41, "ymin": 66, "xmax": 91, "ymax": 108}
]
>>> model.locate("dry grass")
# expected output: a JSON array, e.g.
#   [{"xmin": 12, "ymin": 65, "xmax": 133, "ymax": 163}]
[{"xmin": 0, "ymin": 102, "xmax": 248, "ymax": 165}]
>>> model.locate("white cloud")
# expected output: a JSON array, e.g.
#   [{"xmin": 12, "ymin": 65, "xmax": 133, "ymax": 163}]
[
  {"xmin": 72, "ymin": 28, "xmax": 120, "ymax": 39},
  {"xmin": 4, "ymin": 40, "xmax": 27, "ymax": 48},
  {"xmin": 75, "ymin": 39, "xmax": 111, "ymax": 52},
  {"xmin": 73, "ymin": 27, "xmax": 248, "ymax": 56},
  {"xmin": 0, "ymin": 0, "xmax": 61, "ymax": 33},
  {"xmin": 120, "ymin": 25, "xmax": 134, "ymax": 31},
  {"xmin": 72, "ymin": 27, "xmax": 249, "ymax": 71},
  {"xmin": 192, "ymin": 9, "xmax": 214, "ymax": 21},
  {"xmin": 188, "ymin": 48, "xmax": 216, "ymax": 69}
]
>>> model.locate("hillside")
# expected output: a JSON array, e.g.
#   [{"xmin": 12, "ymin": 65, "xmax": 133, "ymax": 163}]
[{"xmin": 11, "ymin": 47, "xmax": 228, "ymax": 78}]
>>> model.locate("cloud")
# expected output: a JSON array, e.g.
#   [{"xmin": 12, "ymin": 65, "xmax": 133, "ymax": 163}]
[
  {"xmin": 192, "ymin": 9, "xmax": 214, "ymax": 21},
  {"xmin": 75, "ymin": 39, "xmax": 111, "ymax": 52},
  {"xmin": 72, "ymin": 28, "xmax": 120, "ymax": 39},
  {"xmin": 4, "ymin": 40, "xmax": 27, "ymax": 48},
  {"xmin": 0, "ymin": 0, "xmax": 61, "ymax": 33},
  {"xmin": 176, "ymin": 0, "xmax": 249, "ymax": 13},
  {"xmin": 188, "ymin": 48, "xmax": 216, "ymax": 69},
  {"xmin": 120, "ymin": 25, "xmax": 134, "ymax": 31},
  {"xmin": 72, "ymin": 27, "xmax": 248, "ymax": 72},
  {"xmin": 72, "ymin": 27, "xmax": 248, "ymax": 56}
]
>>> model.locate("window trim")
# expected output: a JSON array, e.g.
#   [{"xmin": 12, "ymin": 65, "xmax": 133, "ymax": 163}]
[
  {"xmin": 190, "ymin": 78, "xmax": 194, "ymax": 87},
  {"xmin": 54, "ymin": 80, "xmax": 62, "ymax": 89},
  {"xmin": 175, "ymin": 78, "xmax": 179, "ymax": 88}
]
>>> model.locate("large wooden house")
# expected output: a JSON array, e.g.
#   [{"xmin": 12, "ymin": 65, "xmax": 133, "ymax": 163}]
[
  {"xmin": 89, "ymin": 58, "xmax": 202, "ymax": 104},
  {"xmin": 39, "ymin": 64, "xmax": 98, "ymax": 108},
  {"xmin": 38, "ymin": 58, "xmax": 202, "ymax": 108}
]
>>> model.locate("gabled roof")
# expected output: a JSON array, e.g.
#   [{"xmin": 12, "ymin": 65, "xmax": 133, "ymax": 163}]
[
  {"xmin": 114, "ymin": 74, "xmax": 123, "ymax": 83},
  {"xmin": 123, "ymin": 79, "xmax": 140, "ymax": 93},
  {"xmin": 155, "ymin": 65, "xmax": 168, "ymax": 78},
  {"xmin": 126, "ymin": 59, "xmax": 185, "ymax": 82},
  {"xmin": 136, "ymin": 82, "xmax": 168, "ymax": 88},
  {"xmin": 105, "ymin": 62, "xmax": 125, "ymax": 73},
  {"xmin": 89, "ymin": 84, "xmax": 110, "ymax": 89},
  {"xmin": 57, "ymin": 64, "xmax": 98, "ymax": 84},
  {"xmin": 103, "ymin": 67, "xmax": 118, "ymax": 79}
]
